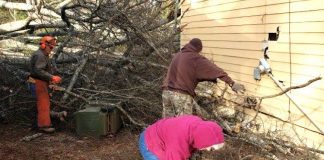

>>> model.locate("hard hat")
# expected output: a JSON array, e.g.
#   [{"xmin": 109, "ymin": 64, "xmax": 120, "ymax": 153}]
[{"xmin": 40, "ymin": 36, "xmax": 57, "ymax": 49}]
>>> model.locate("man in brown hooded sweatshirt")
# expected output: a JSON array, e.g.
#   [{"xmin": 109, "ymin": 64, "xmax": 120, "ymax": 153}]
[{"xmin": 162, "ymin": 38, "xmax": 245, "ymax": 118}]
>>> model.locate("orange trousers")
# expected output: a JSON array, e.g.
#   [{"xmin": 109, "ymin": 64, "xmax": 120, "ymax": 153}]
[{"xmin": 35, "ymin": 79, "xmax": 51, "ymax": 127}]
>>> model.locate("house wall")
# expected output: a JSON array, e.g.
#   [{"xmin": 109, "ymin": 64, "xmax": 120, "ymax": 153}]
[{"xmin": 181, "ymin": 0, "xmax": 324, "ymax": 150}]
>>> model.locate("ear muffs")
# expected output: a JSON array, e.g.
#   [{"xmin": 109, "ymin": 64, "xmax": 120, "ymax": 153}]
[
  {"xmin": 40, "ymin": 43, "xmax": 46, "ymax": 49},
  {"xmin": 40, "ymin": 36, "xmax": 57, "ymax": 50}
]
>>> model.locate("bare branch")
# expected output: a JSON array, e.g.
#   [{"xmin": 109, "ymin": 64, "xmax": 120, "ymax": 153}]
[
  {"xmin": 260, "ymin": 76, "xmax": 322, "ymax": 99},
  {"xmin": 62, "ymin": 57, "xmax": 88, "ymax": 101},
  {"xmin": 0, "ymin": 17, "xmax": 33, "ymax": 34},
  {"xmin": 0, "ymin": 0, "xmax": 34, "ymax": 10}
]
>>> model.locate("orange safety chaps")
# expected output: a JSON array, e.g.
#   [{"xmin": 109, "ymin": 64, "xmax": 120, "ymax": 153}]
[{"xmin": 35, "ymin": 79, "xmax": 51, "ymax": 127}]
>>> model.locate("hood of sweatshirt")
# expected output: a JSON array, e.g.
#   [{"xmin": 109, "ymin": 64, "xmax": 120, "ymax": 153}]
[
  {"xmin": 191, "ymin": 121, "xmax": 224, "ymax": 149},
  {"xmin": 181, "ymin": 38, "xmax": 203, "ymax": 53}
]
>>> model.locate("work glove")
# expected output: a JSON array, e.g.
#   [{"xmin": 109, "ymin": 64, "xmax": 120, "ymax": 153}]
[
  {"xmin": 51, "ymin": 75, "xmax": 62, "ymax": 84},
  {"xmin": 231, "ymin": 82, "xmax": 245, "ymax": 93}
]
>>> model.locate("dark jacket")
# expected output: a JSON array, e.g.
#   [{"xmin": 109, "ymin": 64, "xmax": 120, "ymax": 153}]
[
  {"xmin": 29, "ymin": 49, "xmax": 53, "ymax": 82},
  {"xmin": 162, "ymin": 43, "xmax": 234, "ymax": 97}
]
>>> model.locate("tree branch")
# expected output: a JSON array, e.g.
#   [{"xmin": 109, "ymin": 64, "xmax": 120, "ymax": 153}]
[
  {"xmin": 62, "ymin": 57, "xmax": 88, "ymax": 101},
  {"xmin": 260, "ymin": 76, "xmax": 322, "ymax": 99},
  {"xmin": 0, "ymin": 0, "xmax": 34, "ymax": 10},
  {"xmin": 0, "ymin": 17, "xmax": 33, "ymax": 34}
]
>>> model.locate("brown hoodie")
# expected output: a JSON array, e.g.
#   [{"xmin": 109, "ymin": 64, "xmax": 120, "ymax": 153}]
[{"xmin": 162, "ymin": 38, "xmax": 234, "ymax": 97}]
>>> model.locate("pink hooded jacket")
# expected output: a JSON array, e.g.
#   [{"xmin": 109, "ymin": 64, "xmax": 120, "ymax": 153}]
[{"xmin": 144, "ymin": 115, "xmax": 224, "ymax": 160}]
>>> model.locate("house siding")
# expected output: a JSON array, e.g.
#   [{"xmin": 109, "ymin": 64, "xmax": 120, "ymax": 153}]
[{"xmin": 181, "ymin": 0, "xmax": 324, "ymax": 149}]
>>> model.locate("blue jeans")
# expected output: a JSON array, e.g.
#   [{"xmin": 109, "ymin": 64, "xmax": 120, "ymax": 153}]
[
  {"xmin": 28, "ymin": 83, "xmax": 36, "ymax": 98},
  {"xmin": 139, "ymin": 131, "xmax": 159, "ymax": 160}
]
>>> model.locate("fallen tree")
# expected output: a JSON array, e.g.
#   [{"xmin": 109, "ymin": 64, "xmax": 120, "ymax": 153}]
[{"xmin": 0, "ymin": 0, "xmax": 322, "ymax": 159}]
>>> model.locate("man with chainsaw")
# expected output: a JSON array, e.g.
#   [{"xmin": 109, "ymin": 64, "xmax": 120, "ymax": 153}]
[
  {"xmin": 29, "ymin": 36, "xmax": 66, "ymax": 133},
  {"xmin": 162, "ymin": 38, "xmax": 245, "ymax": 118}
]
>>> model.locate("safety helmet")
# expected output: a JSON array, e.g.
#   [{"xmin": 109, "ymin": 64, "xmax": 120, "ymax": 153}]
[{"xmin": 40, "ymin": 36, "xmax": 57, "ymax": 49}]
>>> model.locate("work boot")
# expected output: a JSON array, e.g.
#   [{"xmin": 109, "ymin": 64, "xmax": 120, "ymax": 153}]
[
  {"xmin": 58, "ymin": 111, "xmax": 67, "ymax": 121},
  {"xmin": 50, "ymin": 111, "xmax": 67, "ymax": 121},
  {"xmin": 39, "ymin": 127, "xmax": 55, "ymax": 133}
]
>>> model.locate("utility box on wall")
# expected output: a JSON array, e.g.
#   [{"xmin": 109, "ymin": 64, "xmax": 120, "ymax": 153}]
[{"xmin": 74, "ymin": 105, "xmax": 122, "ymax": 137}]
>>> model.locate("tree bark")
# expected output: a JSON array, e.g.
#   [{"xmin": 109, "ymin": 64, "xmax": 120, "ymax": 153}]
[
  {"xmin": 0, "ymin": 0, "xmax": 34, "ymax": 10},
  {"xmin": 62, "ymin": 57, "xmax": 88, "ymax": 101},
  {"xmin": 0, "ymin": 17, "xmax": 33, "ymax": 34}
]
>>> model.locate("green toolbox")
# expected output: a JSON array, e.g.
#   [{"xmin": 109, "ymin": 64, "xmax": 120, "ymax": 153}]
[{"xmin": 74, "ymin": 105, "xmax": 122, "ymax": 137}]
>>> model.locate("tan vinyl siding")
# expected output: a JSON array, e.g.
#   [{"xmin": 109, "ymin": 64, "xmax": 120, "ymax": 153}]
[{"xmin": 181, "ymin": 0, "xmax": 324, "ymax": 150}]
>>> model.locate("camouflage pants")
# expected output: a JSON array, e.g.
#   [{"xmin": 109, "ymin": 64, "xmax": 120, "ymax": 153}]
[{"xmin": 162, "ymin": 90, "xmax": 200, "ymax": 118}]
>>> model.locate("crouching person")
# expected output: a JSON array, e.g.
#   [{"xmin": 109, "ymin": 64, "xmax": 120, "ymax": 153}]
[{"xmin": 138, "ymin": 115, "xmax": 224, "ymax": 160}]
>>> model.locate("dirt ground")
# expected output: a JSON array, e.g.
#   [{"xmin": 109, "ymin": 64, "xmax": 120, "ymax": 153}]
[
  {"xmin": 0, "ymin": 123, "xmax": 287, "ymax": 160},
  {"xmin": 0, "ymin": 124, "xmax": 143, "ymax": 160},
  {"xmin": 0, "ymin": 120, "xmax": 316, "ymax": 160}
]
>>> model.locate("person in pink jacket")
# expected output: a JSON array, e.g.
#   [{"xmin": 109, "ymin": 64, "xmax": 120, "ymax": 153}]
[{"xmin": 139, "ymin": 115, "xmax": 225, "ymax": 160}]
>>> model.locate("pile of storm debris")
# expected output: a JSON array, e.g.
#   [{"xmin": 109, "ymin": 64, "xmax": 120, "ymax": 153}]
[{"xmin": 0, "ymin": 0, "xmax": 322, "ymax": 159}]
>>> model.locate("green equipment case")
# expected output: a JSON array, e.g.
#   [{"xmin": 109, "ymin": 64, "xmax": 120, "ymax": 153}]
[
  {"xmin": 106, "ymin": 107, "xmax": 122, "ymax": 134},
  {"xmin": 74, "ymin": 105, "xmax": 122, "ymax": 137}
]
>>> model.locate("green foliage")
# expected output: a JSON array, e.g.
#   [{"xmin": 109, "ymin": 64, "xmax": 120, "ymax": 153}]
[
  {"xmin": 0, "ymin": 8, "xmax": 28, "ymax": 24},
  {"xmin": 15, "ymin": 10, "xmax": 28, "ymax": 20},
  {"xmin": 22, "ymin": 48, "xmax": 35, "ymax": 56},
  {"xmin": 115, "ymin": 44, "xmax": 127, "ymax": 53},
  {"xmin": 0, "ymin": 8, "xmax": 10, "ymax": 23}
]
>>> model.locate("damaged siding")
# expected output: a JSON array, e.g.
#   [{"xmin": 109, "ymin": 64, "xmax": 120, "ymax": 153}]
[{"xmin": 181, "ymin": 0, "xmax": 324, "ymax": 149}]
